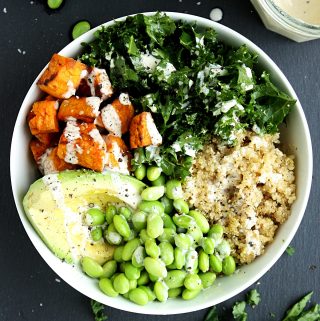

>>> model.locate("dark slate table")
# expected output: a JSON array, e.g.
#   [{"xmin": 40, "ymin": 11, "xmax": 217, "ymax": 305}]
[{"xmin": 1, "ymin": 0, "xmax": 319, "ymax": 320}]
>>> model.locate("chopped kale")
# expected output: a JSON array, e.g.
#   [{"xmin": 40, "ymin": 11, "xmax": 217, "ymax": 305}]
[
  {"xmin": 90, "ymin": 300, "xmax": 108, "ymax": 321},
  {"xmin": 282, "ymin": 292, "xmax": 314, "ymax": 321},
  {"xmin": 232, "ymin": 301, "xmax": 248, "ymax": 321},
  {"xmin": 204, "ymin": 306, "xmax": 220, "ymax": 321},
  {"xmin": 246, "ymin": 289, "xmax": 261, "ymax": 308}
]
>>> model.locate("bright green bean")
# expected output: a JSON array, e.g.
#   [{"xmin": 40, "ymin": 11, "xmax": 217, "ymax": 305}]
[
  {"xmin": 164, "ymin": 270, "xmax": 187, "ymax": 289},
  {"xmin": 174, "ymin": 233, "xmax": 193, "ymax": 250},
  {"xmin": 162, "ymin": 213, "xmax": 176, "ymax": 231},
  {"xmin": 199, "ymin": 272, "xmax": 216, "ymax": 289},
  {"xmin": 148, "ymin": 273, "xmax": 159, "ymax": 282},
  {"xmin": 173, "ymin": 214, "xmax": 195, "ymax": 229},
  {"xmin": 91, "ymin": 227, "xmax": 103, "ymax": 241},
  {"xmin": 85, "ymin": 208, "xmax": 105, "ymax": 226},
  {"xmin": 134, "ymin": 164, "xmax": 146, "ymax": 181},
  {"xmin": 129, "ymin": 288, "xmax": 149, "ymax": 305},
  {"xmin": 144, "ymin": 257, "xmax": 167, "ymax": 278},
  {"xmin": 124, "ymin": 262, "xmax": 141, "ymax": 280},
  {"xmin": 159, "ymin": 242, "xmax": 174, "ymax": 266},
  {"xmin": 198, "ymin": 250, "xmax": 210, "ymax": 273},
  {"xmin": 129, "ymin": 279, "xmax": 137, "ymax": 290},
  {"xmin": 137, "ymin": 270, "xmax": 150, "ymax": 286},
  {"xmin": 201, "ymin": 237, "xmax": 215, "ymax": 255},
  {"xmin": 165, "ymin": 180, "xmax": 183, "ymax": 200},
  {"xmin": 216, "ymin": 240, "xmax": 231, "ymax": 259},
  {"xmin": 222, "ymin": 256, "xmax": 236, "ymax": 276},
  {"xmin": 72, "ymin": 21, "xmax": 91, "ymax": 40},
  {"xmin": 132, "ymin": 211, "xmax": 147, "ymax": 232},
  {"xmin": 184, "ymin": 274, "xmax": 202, "ymax": 290},
  {"xmin": 188, "ymin": 210, "xmax": 210, "ymax": 233},
  {"xmin": 132, "ymin": 245, "xmax": 145, "ymax": 268},
  {"xmin": 105, "ymin": 204, "xmax": 117, "ymax": 224},
  {"xmin": 122, "ymin": 238, "xmax": 140, "ymax": 261},
  {"xmin": 154, "ymin": 281, "xmax": 168, "ymax": 302},
  {"xmin": 173, "ymin": 199, "xmax": 189, "ymax": 214},
  {"xmin": 119, "ymin": 206, "xmax": 132, "ymax": 220},
  {"xmin": 123, "ymin": 229, "xmax": 137, "ymax": 242},
  {"xmin": 151, "ymin": 174, "xmax": 166, "ymax": 186},
  {"xmin": 187, "ymin": 225, "xmax": 203, "ymax": 244},
  {"xmin": 47, "ymin": 0, "xmax": 63, "ymax": 9},
  {"xmin": 185, "ymin": 250, "xmax": 198, "ymax": 273},
  {"xmin": 102, "ymin": 260, "xmax": 117, "ymax": 278},
  {"xmin": 141, "ymin": 186, "xmax": 165, "ymax": 201},
  {"xmin": 113, "ymin": 246, "xmax": 124, "ymax": 263},
  {"xmin": 147, "ymin": 166, "xmax": 162, "ymax": 181},
  {"xmin": 119, "ymin": 262, "xmax": 126, "ymax": 273},
  {"xmin": 147, "ymin": 213, "xmax": 164, "ymax": 239},
  {"xmin": 160, "ymin": 196, "xmax": 174, "ymax": 214},
  {"xmin": 113, "ymin": 214, "xmax": 131, "ymax": 238},
  {"xmin": 166, "ymin": 262, "xmax": 177, "ymax": 270},
  {"xmin": 138, "ymin": 200, "xmax": 164, "ymax": 215},
  {"xmin": 174, "ymin": 247, "xmax": 186, "ymax": 269},
  {"xmin": 81, "ymin": 257, "xmax": 103, "ymax": 278},
  {"xmin": 168, "ymin": 287, "xmax": 182, "ymax": 298},
  {"xmin": 145, "ymin": 239, "xmax": 160, "ymax": 258},
  {"xmin": 209, "ymin": 254, "xmax": 222, "ymax": 273},
  {"xmin": 139, "ymin": 229, "xmax": 151, "ymax": 243},
  {"xmin": 99, "ymin": 278, "xmax": 119, "ymax": 297},
  {"xmin": 113, "ymin": 273, "xmax": 130, "ymax": 294},
  {"xmin": 182, "ymin": 288, "xmax": 201, "ymax": 300},
  {"xmin": 104, "ymin": 229, "xmax": 122, "ymax": 245},
  {"xmin": 158, "ymin": 228, "xmax": 176, "ymax": 244},
  {"xmin": 208, "ymin": 224, "xmax": 224, "ymax": 241},
  {"xmin": 139, "ymin": 285, "xmax": 156, "ymax": 301}
]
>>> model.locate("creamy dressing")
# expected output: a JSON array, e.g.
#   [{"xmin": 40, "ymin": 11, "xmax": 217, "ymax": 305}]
[
  {"xmin": 119, "ymin": 93, "xmax": 131, "ymax": 106},
  {"xmin": 38, "ymin": 148, "xmax": 57, "ymax": 175},
  {"xmin": 85, "ymin": 97, "xmax": 101, "ymax": 116},
  {"xmin": 64, "ymin": 121, "xmax": 81, "ymax": 164},
  {"xmin": 63, "ymin": 80, "xmax": 76, "ymax": 99},
  {"xmin": 87, "ymin": 68, "xmax": 113, "ymax": 100},
  {"xmin": 273, "ymin": 0, "xmax": 320, "ymax": 25},
  {"xmin": 101, "ymin": 104, "xmax": 122, "ymax": 137}
]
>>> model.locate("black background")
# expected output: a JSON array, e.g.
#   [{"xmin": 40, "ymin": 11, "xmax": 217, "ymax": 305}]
[{"xmin": 1, "ymin": 1, "xmax": 319, "ymax": 320}]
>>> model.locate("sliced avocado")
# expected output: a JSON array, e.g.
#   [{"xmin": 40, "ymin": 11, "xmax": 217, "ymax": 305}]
[{"xmin": 23, "ymin": 170, "xmax": 145, "ymax": 264}]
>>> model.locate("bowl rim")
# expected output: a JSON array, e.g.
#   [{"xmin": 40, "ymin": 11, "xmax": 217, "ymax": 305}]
[{"xmin": 10, "ymin": 11, "xmax": 313, "ymax": 315}]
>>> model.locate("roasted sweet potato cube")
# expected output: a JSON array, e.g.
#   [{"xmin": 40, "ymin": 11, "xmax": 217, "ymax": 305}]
[
  {"xmin": 37, "ymin": 54, "xmax": 87, "ymax": 99},
  {"xmin": 102, "ymin": 134, "xmax": 132, "ymax": 174},
  {"xmin": 77, "ymin": 67, "xmax": 113, "ymax": 100},
  {"xmin": 30, "ymin": 138, "xmax": 48, "ymax": 163},
  {"xmin": 44, "ymin": 95, "xmax": 57, "ymax": 101},
  {"xmin": 100, "ymin": 94, "xmax": 134, "ymax": 136},
  {"xmin": 28, "ymin": 100, "xmax": 59, "ymax": 135},
  {"xmin": 57, "ymin": 121, "xmax": 106, "ymax": 172},
  {"xmin": 35, "ymin": 133, "xmax": 59, "ymax": 146},
  {"xmin": 129, "ymin": 112, "xmax": 162, "ymax": 149},
  {"xmin": 94, "ymin": 114, "xmax": 105, "ymax": 129},
  {"xmin": 58, "ymin": 96, "xmax": 101, "ymax": 122}
]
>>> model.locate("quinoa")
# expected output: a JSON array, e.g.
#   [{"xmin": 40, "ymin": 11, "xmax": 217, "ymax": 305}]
[{"xmin": 183, "ymin": 131, "xmax": 296, "ymax": 264}]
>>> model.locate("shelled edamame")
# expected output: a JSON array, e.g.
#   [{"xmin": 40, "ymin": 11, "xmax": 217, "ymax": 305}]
[{"xmin": 80, "ymin": 169, "xmax": 237, "ymax": 305}]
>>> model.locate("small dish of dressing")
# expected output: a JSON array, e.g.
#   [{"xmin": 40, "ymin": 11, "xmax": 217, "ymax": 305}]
[{"xmin": 251, "ymin": 0, "xmax": 320, "ymax": 42}]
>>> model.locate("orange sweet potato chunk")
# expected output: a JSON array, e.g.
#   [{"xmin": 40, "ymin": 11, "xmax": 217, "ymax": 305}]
[
  {"xmin": 49, "ymin": 147, "xmax": 76, "ymax": 172},
  {"xmin": 37, "ymin": 54, "xmax": 87, "ymax": 99},
  {"xmin": 129, "ymin": 112, "xmax": 152, "ymax": 148},
  {"xmin": 29, "ymin": 138, "xmax": 48, "ymax": 163},
  {"xmin": 35, "ymin": 133, "xmax": 59, "ymax": 146},
  {"xmin": 57, "ymin": 121, "xmax": 106, "ymax": 172},
  {"xmin": 58, "ymin": 96, "xmax": 100, "ymax": 123},
  {"xmin": 28, "ymin": 100, "xmax": 59, "ymax": 135}
]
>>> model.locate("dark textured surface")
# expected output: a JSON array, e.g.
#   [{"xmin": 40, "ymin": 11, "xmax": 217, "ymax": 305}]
[{"xmin": 1, "ymin": 0, "xmax": 319, "ymax": 320}]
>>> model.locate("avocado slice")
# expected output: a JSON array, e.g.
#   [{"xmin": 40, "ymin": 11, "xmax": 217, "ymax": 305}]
[{"xmin": 23, "ymin": 170, "xmax": 145, "ymax": 264}]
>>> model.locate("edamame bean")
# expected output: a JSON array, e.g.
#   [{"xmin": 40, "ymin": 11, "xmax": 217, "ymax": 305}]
[
  {"xmin": 173, "ymin": 214, "xmax": 195, "ymax": 229},
  {"xmin": 187, "ymin": 225, "xmax": 203, "ymax": 244},
  {"xmin": 174, "ymin": 233, "xmax": 193, "ymax": 250},
  {"xmin": 122, "ymin": 238, "xmax": 140, "ymax": 261},
  {"xmin": 165, "ymin": 180, "xmax": 183, "ymax": 200},
  {"xmin": 139, "ymin": 285, "xmax": 156, "ymax": 301},
  {"xmin": 159, "ymin": 242, "xmax": 174, "ymax": 266},
  {"xmin": 72, "ymin": 21, "xmax": 91, "ymax": 40},
  {"xmin": 132, "ymin": 211, "xmax": 147, "ymax": 232},
  {"xmin": 182, "ymin": 288, "xmax": 201, "ymax": 300},
  {"xmin": 208, "ymin": 224, "xmax": 224, "ymax": 241},
  {"xmin": 188, "ymin": 210, "xmax": 210, "ymax": 233},
  {"xmin": 144, "ymin": 257, "xmax": 167, "ymax": 278},
  {"xmin": 222, "ymin": 256, "xmax": 236, "ymax": 276},
  {"xmin": 154, "ymin": 281, "xmax": 168, "ymax": 302},
  {"xmin": 135, "ymin": 164, "xmax": 146, "ymax": 181},
  {"xmin": 113, "ymin": 215, "xmax": 131, "ymax": 238},
  {"xmin": 105, "ymin": 205, "xmax": 117, "ymax": 224},
  {"xmin": 166, "ymin": 262, "xmax": 177, "ymax": 270},
  {"xmin": 199, "ymin": 272, "xmax": 216, "ymax": 289},
  {"xmin": 168, "ymin": 287, "xmax": 182, "ymax": 298},
  {"xmin": 147, "ymin": 166, "xmax": 162, "ymax": 181},
  {"xmin": 141, "ymin": 186, "xmax": 165, "ymax": 201},
  {"xmin": 145, "ymin": 239, "xmax": 160, "ymax": 258},
  {"xmin": 201, "ymin": 237, "xmax": 215, "ymax": 255},
  {"xmin": 99, "ymin": 278, "xmax": 119, "ymax": 297},
  {"xmin": 129, "ymin": 288, "xmax": 149, "ymax": 305},
  {"xmin": 158, "ymin": 228, "xmax": 176, "ymax": 244},
  {"xmin": 113, "ymin": 246, "xmax": 124, "ymax": 263},
  {"xmin": 209, "ymin": 254, "xmax": 222, "ymax": 273},
  {"xmin": 160, "ymin": 196, "xmax": 174, "ymax": 214},
  {"xmin": 104, "ymin": 229, "xmax": 122, "ymax": 245},
  {"xmin": 173, "ymin": 199, "xmax": 189, "ymax": 214},
  {"xmin": 81, "ymin": 257, "xmax": 103, "ymax": 278},
  {"xmin": 174, "ymin": 247, "xmax": 186, "ymax": 269},
  {"xmin": 198, "ymin": 250, "xmax": 209, "ymax": 273},
  {"xmin": 139, "ymin": 229, "xmax": 151, "ymax": 243},
  {"xmin": 147, "ymin": 213, "xmax": 164, "ymax": 239},
  {"xmin": 113, "ymin": 273, "xmax": 130, "ymax": 294},
  {"xmin": 138, "ymin": 201, "xmax": 164, "ymax": 215},
  {"xmin": 47, "ymin": 0, "xmax": 63, "ymax": 9},
  {"xmin": 151, "ymin": 174, "xmax": 166, "ymax": 186},
  {"xmin": 123, "ymin": 229, "xmax": 137, "ymax": 242},
  {"xmin": 102, "ymin": 260, "xmax": 117, "ymax": 278},
  {"xmin": 216, "ymin": 240, "xmax": 231, "ymax": 259},
  {"xmin": 162, "ymin": 213, "xmax": 176, "ymax": 231},
  {"xmin": 119, "ymin": 262, "xmax": 126, "ymax": 273},
  {"xmin": 184, "ymin": 274, "xmax": 202, "ymax": 290},
  {"xmin": 164, "ymin": 270, "xmax": 187, "ymax": 289},
  {"xmin": 85, "ymin": 208, "xmax": 105, "ymax": 226},
  {"xmin": 148, "ymin": 273, "xmax": 159, "ymax": 282},
  {"xmin": 185, "ymin": 250, "xmax": 198, "ymax": 273},
  {"xmin": 129, "ymin": 279, "xmax": 137, "ymax": 290},
  {"xmin": 119, "ymin": 206, "xmax": 132, "ymax": 220},
  {"xmin": 132, "ymin": 245, "xmax": 145, "ymax": 268},
  {"xmin": 137, "ymin": 270, "xmax": 150, "ymax": 286},
  {"xmin": 91, "ymin": 227, "xmax": 103, "ymax": 241},
  {"xmin": 124, "ymin": 262, "xmax": 141, "ymax": 280}
]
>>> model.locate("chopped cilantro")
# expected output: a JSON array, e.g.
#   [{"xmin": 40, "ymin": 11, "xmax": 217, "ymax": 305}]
[
  {"xmin": 90, "ymin": 300, "xmax": 108, "ymax": 321},
  {"xmin": 286, "ymin": 245, "xmax": 296, "ymax": 256},
  {"xmin": 232, "ymin": 301, "xmax": 247, "ymax": 321},
  {"xmin": 204, "ymin": 306, "xmax": 220, "ymax": 321},
  {"xmin": 246, "ymin": 289, "xmax": 261, "ymax": 307}
]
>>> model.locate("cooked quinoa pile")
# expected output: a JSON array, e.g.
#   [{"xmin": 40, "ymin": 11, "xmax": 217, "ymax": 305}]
[{"xmin": 183, "ymin": 131, "xmax": 296, "ymax": 264}]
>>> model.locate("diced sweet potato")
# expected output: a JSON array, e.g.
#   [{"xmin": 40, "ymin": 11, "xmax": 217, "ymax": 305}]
[
  {"xmin": 35, "ymin": 133, "xmax": 59, "ymax": 146},
  {"xmin": 129, "ymin": 112, "xmax": 162, "ymax": 149},
  {"xmin": 94, "ymin": 114, "xmax": 105, "ymax": 129},
  {"xmin": 57, "ymin": 121, "xmax": 106, "ymax": 172},
  {"xmin": 37, "ymin": 54, "xmax": 87, "ymax": 99},
  {"xmin": 30, "ymin": 138, "xmax": 48, "ymax": 163},
  {"xmin": 58, "ymin": 96, "xmax": 101, "ymax": 122},
  {"xmin": 102, "ymin": 134, "xmax": 132, "ymax": 174},
  {"xmin": 28, "ymin": 100, "xmax": 59, "ymax": 135},
  {"xmin": 77, "ymin": 67, "xmax": 113, "ymax": 100},
  {"xmin": 100, "ymin": 95, "xmax": 135, "ymax": 136},
  {"xmin": 44, "ymin": 95, "xmax": 57, "ymax": 101}
]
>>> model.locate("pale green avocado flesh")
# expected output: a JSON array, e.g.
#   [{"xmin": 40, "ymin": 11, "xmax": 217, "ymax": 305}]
[{"xmin": 23, "ymin": 170, "xmax": 145, "ymax": 264}]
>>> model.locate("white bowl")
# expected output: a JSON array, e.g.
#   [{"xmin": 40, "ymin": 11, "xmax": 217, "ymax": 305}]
[{"xmin": 10, "ymin": 12, "xmax": 312, "ymax": 315}]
